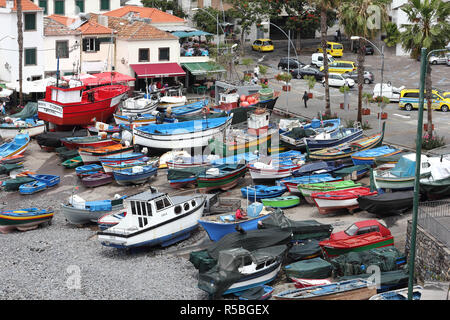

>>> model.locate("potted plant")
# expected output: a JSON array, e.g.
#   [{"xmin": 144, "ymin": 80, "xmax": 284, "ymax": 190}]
[
  {"xmin": 374, "ymin": 96, "xmax": 389, "ymax": 119},
  {"xmin": 304, "ymin": 75, "xmax": 316, "ymax": 98},
  {"xmin": 362, "ymin": 92, "xmax": 372, "ymax": 115},
  {"xmin": 339, "ymin": 85, "xmax": 350, "ymax": 110},
  {"xmin": 258, "ymin": 65, "xmax": 268, "ymax": 83},
  {"xmin": 241, "ymin": 58, "xmax": 254, "ymax": 78},
  {"xmin": 276, "ymin": 72, "xmax": 292, "ymax": 91},
  {"xmin": 424, "ymin": 123, "xmax": 435, "ymax": 131}
]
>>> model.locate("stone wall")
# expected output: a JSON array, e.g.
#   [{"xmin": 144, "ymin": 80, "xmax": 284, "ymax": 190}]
[{"xmin": 405, "ymin": 220, "xmax": 450, "ymax": 284}]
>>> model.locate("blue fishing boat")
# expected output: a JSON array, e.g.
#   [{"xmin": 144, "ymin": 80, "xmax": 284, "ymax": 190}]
[
  {"xmin": 209, "ymin": 152, "xmax": 259, "ymax": 165},
  {"xmin": 369, "ymin": 286, "xmax": 422, "ymax": 300},
  {"xmin": 351, "ymin": 145, "xmax": 402, "ymax": 165},
  {"xmin": 234, "ymin": 285, "xmax": 274, "ymax": 300},
  {"xmin": 241, "ymin": 185, "xmax": 287, "ymax": 202},
  {"xmin": 0, "ymin": 133, "xmax": 30, "ymax": 160},
  {"xmin": 27, "ymin": 174, "xmax": 60, "ymax": 187},
  {"xmin": 113, "ymin": 165, "xmax": 157, "ymax": 185},
  {"xmin": 169, "ymin": 99, "xmax": 208, "ymax": 117},
  {"xmin": 0, "ymin": 208, "xmax": 54, "ymax": 233},
  {"xmin": 19, "ymin": 180, "xmax": 47, "ymax": 195},
  {"xmin": 277, "ymin": 173, "xmax": 341, "ymax": 194},
  {"xmin": 76, "ymin": 164, "xmax": 103, "ymax": 176},
  {"xmin": 198, "ymin": 206, "xmax": 271, "ymax": 241},
  {"xmin": 304, "ymin": 126, "xmax": 364, "ymax": 151},
  {"xmin": 99, "ymin": 153, "xmax": 146, "ymax": 166},
  {"xmin": 292, "ymin": 160, "xmax": 350, "ymax": 177}
]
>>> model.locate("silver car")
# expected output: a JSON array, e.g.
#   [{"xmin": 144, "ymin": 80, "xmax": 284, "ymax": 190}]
[{"xmin": 429, "ymin": 54, "xmax": 447, "ymax": 65}]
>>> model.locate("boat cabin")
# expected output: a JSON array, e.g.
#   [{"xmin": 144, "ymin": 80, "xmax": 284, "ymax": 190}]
[
  {"xmin": 247, "ymin": 108, "xmax": 270, "ymax": 136},
  {"xmin": 45, "ymin": 85, "xmax": 84, "ymax": 105}
]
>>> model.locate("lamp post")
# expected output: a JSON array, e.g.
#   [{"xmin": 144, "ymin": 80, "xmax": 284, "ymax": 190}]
[
  {"xmin": 351, "ymin": 36, "xmax": 384, "ymax": 130},
  {"xmin": 408, "ymin": 45, "xmax": 450, "ymax": 301}
]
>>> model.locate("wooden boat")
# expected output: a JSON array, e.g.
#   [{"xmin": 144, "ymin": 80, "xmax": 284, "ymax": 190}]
[
  {"xmin": 291, "ymin": 277, "xmax": 332, "ymax": 289},
  {"xmin": 311, "ymin": 187, "xmax": 378, "ymax": 214},
  {"xmin": 133, "ymin": 116, "xmax": 232, "ymax": 150},
  {"xmin": 97, "ymin": 211, "xmax": 126, "ymax": 231},
  {"xmin": 332, "ymin": 164, "xmax": 371, "ymax": 181},
  {"xmin": 0, "ymin": 133, "xmax": 30, "ymax": 160},
  {"xmin": 235, "ymin": 285, "xmax": 274, "ymax": 300},
  {"xmin": 75, "ymin": 164, "xmax": 103, "ymax": 176},
  {"xmin": 0, "ymin": 208, "xmax": 54, "ymax": 234},
  {"xmin": 419, "ymin": 152, "xmax": 450, "ymax": 200},
  {"xmin": 357, "ymin": 191, "xmax": 414, "ymax": 216},
  {"xmin": 113, "ymin": 113, "xmax": 156, "ymax": 126},
  {"xmin": 62, "ymin": 156, "xmax": 83, "ymax": 169},
  {"xmin": 261, "ymin": 196, "xmax": 300, "ymax": 208},
  {"xmin": 274, "ymin": 278, "xmax": 377, "ymax": 300},
  {"xmin": 351, "ymin": 145, "xmax": 402, "ymax": 166},
  {"xmin": 38, "ymin": 84, "xmax": 129, "ymax": 126},
  {"xmin": 112, "ymin": 165, "xmax": 157, "ymax": 185},
  {"xmin": 27, "ymin": 174, "xmax": 60, "ymax": 188},
  {"xmin": 0, "ymin": 154, "xmax": 25, "ymax": 164},
  {"xmin": 241, "ymin": 185, "xmax": 287, "ymax": 202},
  {"xmin": 304, "ymin": 126, "xmax": 364, "ymax": 151},
  {"xmin": 299, "ymin": 180, "xmax": 361, "ymax": 204},
  {"xmin": 168, "ymin": 99, "xmax": 208, "ymax": 117},
  {"xmin": 1, "ymin": 177, "xmax": 35, "ymax": 191},
  {"xmin": 166, "ymin": 155, "xmax": 215, "ymax": 169},
  {"xmin": 292, "ymin": 160, "xmax": 350, "ymax": 177},
  {"xmin": 78, "ymin": 144, "xmax": 134, "ymax": 164},
  {"xmin": 277, "ymin": 173, "xmax": 341, "ymax": 194},
  {"xmin": 99, "ymin": 153, "xmax": 146, "ymax": 167},
  {"xmin": 121, "ymin": 94, "xmax": 158, "ymax": 116},
  {"xmin": 158, "ymin": 150, "xmax": 190, "ymax": 169},
  {"xmin": 0, "ymin": 163, "xmax": 23, "ymax": 175},
  {"xmin": 167, "ymin": 166, "xmax": 206, "ymax": 189},
  {"xmin": 158, "ymin": 94, "xmax": 187, "ymax": 109},
  {"xmin": 55, "ymin": 147, "xmax": 79, "ymax": 161},
  {"xmin": 19, "ymin": 180, "xmax": 47, "ymax": 195},
  {"xmin": 86, "ymin": 123, "xmax": 120, "ymax": 135},
  {"xmin": 35, "ymin": 129, "xmax": 89, "ymax": 151},
  {"xmin": 61, "ymin": 195, "xmax": 125, "ymax": 226},
  {"xmin": 60, "ymin": 136, "xmax": 117, "ymax": 150},
  {"xmin": 247, "ymin": 151, "xmax": 305, "ymax": 182},
  {"xmin": 307, "ymin": 122, "xmax": 386, "ymax": 161},
  {"xmin": 0, "ymin": 119, "xmax": 46, "ymax": 139},
  {"xmin": 196, "ymin": 163, "xmax": 247, "ymax": 193},
  {"xmin": 369, "ymin": 285, "xmax": 423, "ymax": 300},
  {"xmin": 198, "ymin": 206, "xmax": 271, "ymax": 242},
  {"xmin": 80, "ymin": 172, "xmax": 113, "ymax": 188},
  {"xmin": 98, "ymin": 189, "xmax": 206, "ymax": 248}
]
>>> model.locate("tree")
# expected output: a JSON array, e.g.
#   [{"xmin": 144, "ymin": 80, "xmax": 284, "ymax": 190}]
[
  {"xmin": 17, "ymin": 0, "xmax": 23, "ymax": 106},
  {"xmin": 338, "ymin": 0, "xmax": 389, "ymax": 123},
  {"xmin": 400, "ymin": 0, "xmax": 450, "ymax": 137},
  {"xmin": 384, "ymin": 22, "xmax": 401, "ymax": 47},
  {"xmin": 192, "ymin": 7, "xmax": 225, "ymax": 36},
  {"xmin": 142, "ymin": 0, "xmax": 187, "ymax": 18}
]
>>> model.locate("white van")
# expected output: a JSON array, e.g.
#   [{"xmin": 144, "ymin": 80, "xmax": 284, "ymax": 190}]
[
  {"xmin": 311, "ymin": 53, "xmax": 335, "ymax": 68},
  {"xmin": 372, "ymin": 83, "xmax": 405, "ymax": 103}
]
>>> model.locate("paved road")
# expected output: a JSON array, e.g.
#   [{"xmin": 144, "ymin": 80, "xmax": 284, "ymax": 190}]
[{"xmin": 242, "ymin": 45, "xmax": 450, "ymax": 151}]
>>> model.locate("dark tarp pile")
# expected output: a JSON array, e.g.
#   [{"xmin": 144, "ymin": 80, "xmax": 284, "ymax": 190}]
[
  {"xmin": 287, "ymin": 239, "xmax": 322, "ymax": 261},
  {"xmin": 357, "ymin": 191, "xmax": 414, "ymax": 216},
  {"xmin": 189, "ymin": 228, "xmax": 292, "ymax": 273},
  {"xmin": 197, "ymin": 245, "xmax": 288, "ymax": 298},
  {"xmin": 175, "ymin": 111, "xmax": 228, "ymax": 123},
  {"xmin": 167, "ymin": 166, "xmax": 207, "ymax": 182},
  {"xmin": 283, "ymin": 257, "xmax": 332, "ymax": 280},
  {"xmin": 0, "ymin": 163, "xmax": 23, "ymax": 175},
  {"xmin": 35, "ymin": 129, "xmax": 89, "ymax": 149},
  {"xmin": 55, "ymin": 147, "xmax": 79, "ymax": 161},
  {"xmin": 1, "ymin": 177, "xmax": 35, "ymax": 191},
  {"xmin": 9, "ymin": 102, "xmax": 38, "ymax": 120},
  {"xmin": 330, "ymin": 246, "xmax": 405, "ymax": 277},
  {"xmin": 236, "ymin": 286, "xmax": 270, "ymax": 300},
  {"xmin": 229, "ymin": 107, "xmax": 257, "ymax": 125},
  {"xmin": 338, "ymin": 269, "xmax": 409, "ymax": 293},
  {"xmin": 332, "ymin": 164, "xmax": 370, "ymax": 179},
  {"xmin": 258, "ymin": 208, "xmax": 333, "ymax": 240},
  {"xmin": 284, "ymin": 127, "xmax": 317, "ymax": 139}
]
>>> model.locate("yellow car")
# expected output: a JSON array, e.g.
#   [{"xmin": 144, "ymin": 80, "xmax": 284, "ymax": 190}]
[
  {"xmin": 320, "ymin": 60, "xmax": 357, "ymax": 74},
  {"xmin": 317, "ymin": 42, "xmax": 344, "ymax": 57},
  {"xmin": 252, "ymin": 39, "xmax": 274, "ymax": 52},
  {"xmin": 399, "ymin": 88, "xmax": 449, "ymax": 112}
]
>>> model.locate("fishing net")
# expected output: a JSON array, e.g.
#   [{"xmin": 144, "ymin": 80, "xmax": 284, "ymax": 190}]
[
  {"xmin": 9, "ymin": 102, "xmax": 38, "ymax": 120},
  {"xmin": 284, "ymin": 257, "xmax": 333, "ymax": 280}
]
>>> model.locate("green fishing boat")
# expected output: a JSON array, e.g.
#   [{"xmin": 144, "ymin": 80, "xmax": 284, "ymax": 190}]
[
  {"xmin": 62, "ymin": 156, "xmax": 84, "ymax": 169},
  {"xmin": 298, "ymin": 180, "xmax": 362, "ymax": 204},
  {"xmin": 261, "ymin": 196, "xmax": 300, "ymax": 208},
  {"xmin": 1, "ymin": 177, "xmax": 36, "ymax": 191}
]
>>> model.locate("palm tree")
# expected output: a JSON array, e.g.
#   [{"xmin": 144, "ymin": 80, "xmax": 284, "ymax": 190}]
[
  {"xmin": 338, "ymin": 0, "xmax": 389, "ymax": 123},
  {"xmin": 17, "ymin": 0, "xmax": 24, "ymax": 106},
  {"xmin": 400, "ymin": 0, "xmax": 450, "ymax": 137}
]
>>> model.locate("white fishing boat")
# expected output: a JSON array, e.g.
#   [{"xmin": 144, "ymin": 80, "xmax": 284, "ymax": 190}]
[
  {"xmin": 97, "ymin": 188, "xmax": 206, "ymax": 248},
  {"xmin": 121, "ymin": 94, "xmax": 158, "ymax": 116},
  {"xmin": 113, "ymin": 113, "xmax": 156, "ymax": 126},
  {"xmin": 0, "ymin": 119, "xmax": 46, "ymax": 139}
]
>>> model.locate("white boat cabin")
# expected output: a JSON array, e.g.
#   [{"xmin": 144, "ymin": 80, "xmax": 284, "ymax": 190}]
[{"xmin": 48, "ymin": 86, "xmax": 83, "ymax": 104}]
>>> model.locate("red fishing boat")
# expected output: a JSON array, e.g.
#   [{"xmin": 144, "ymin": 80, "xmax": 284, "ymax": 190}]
[
  {"xmin": 38, "ymin": 84, "xmax": 129, "ymax": 126},
  {"xmin": 311, "ymin": 187, "xmax": 378, "ymax": 214}
]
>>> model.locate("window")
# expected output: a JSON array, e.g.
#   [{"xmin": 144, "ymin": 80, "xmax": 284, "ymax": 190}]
[
  {"xmin": 139, "ymin": 48, "xmax": 149, "ymax": 62},
  {"xmin": 136, "ymin": 202, "xmax": 142, "ymax": 215},
  {"xmin": 75, "ymin": 0, "xmax": 84, "ymax": 13},
  {"xmin": 100, "ymin": 0, "xmax": 110, "ymax": 11},
  {"xmin": 54, "ymin": 0, "xmax": 65, "ymax": 15},
  {"xmin": 82, "ymin": 38, "xmax": 99, "ymax": 52},
  {"xmin": 25, "ymin": 48, "xmax": 37, "ymax": 66},
  {"xmin": 174, "ymin": 205, "xmax": 182, "ymax": 214},
  {"xmin": 39, "ymin": 0, "xmax": 48, "ymax": 15},
  {"xmin": 141, "ymin": 202, "xmax": 147, "ymax": 216},
  {"xmin": 56, "ymin": 40, "xmax": 69, "ymax": 59},
  {"xmin": 404, "ymin": 92, "xmax": 419, "ymax": 98},
  {"xmin": 131, "ymin": 201, "xmax": 137, "ymax": 215},
  {"xmin": 163, "ymin": 197, "xmax": 171, "ymax": 207},
  {"xmin": 156, "ymin": 199, "xmax": 165, "ymax": 211},
  {"xmin": 191, "ymin": 200, "xmax": 196, "ymax": 207},
  {"xmin": 183, "ymin": 203, "xmax": 190, "ymax": 211},
  {"xmin": 146, "ymin": 203, "xmax": 152, "ymax": 216},
  {"xmin": 159, "ymin": 47, "xmax": 170, "ymax": 61},
  {"xmin": 356, "ymin": 227, "xmax": 372, "ymax": 235},
  {"xmin": 344, "ymin": 224, "xmax": 358, "ymax": 236},
  {"xmin": 24, "ymin": 13, "xmax": 36, "ymax": 31}
]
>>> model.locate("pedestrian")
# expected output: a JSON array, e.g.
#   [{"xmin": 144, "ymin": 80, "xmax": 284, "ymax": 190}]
[
  {"xmin": 0, "ymin": 100, "xmax": 6, "ymax": 115},
  {"xmin": 337, "ymin": 29, "xmax": 342, "ymax": 41},
  {"xmin": 302, "ymin": 91, "xmax": 309, "ymax": 108},
  {"xmin": 253, "ymin": 65, "xmax": 260, "ymax": 78},
  {"xmin": 334, "ymin": 30, "xmax": 339, "ymax": 42}
]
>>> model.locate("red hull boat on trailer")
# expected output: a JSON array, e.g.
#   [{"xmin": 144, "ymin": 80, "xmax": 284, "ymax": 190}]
[{"xmin": 38, "ymin": 84, "xmax": 129, "ymax": 126}]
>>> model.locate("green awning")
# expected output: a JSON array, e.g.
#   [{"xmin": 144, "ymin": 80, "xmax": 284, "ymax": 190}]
[
  {"xmin": 182, "ymin": 62, "xmax": 226, "ymax": 76},
  {"xmin": 173, "ymin": 31, "xmax": 213, "ymax": 38}
]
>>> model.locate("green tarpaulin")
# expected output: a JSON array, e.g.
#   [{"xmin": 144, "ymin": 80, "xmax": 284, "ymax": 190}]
[
  {"xmin": 182, "ymin": 62, "xmax": 226, "ymax": 76},
  {"xmin": 173, "ymin": 31, "xmax": 213, "ymax": 38},
  {"xmin": 284, "ymin": 257, "xmax": 333, "ymax": 279}
]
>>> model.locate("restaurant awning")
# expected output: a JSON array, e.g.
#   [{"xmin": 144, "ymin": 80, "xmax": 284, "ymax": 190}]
[
  {"xmin": 173, "ymin": 30, "xmax": 213, "ymax": 38},
  {"xmin": 181, "ymin": 62, "xmax": 226, "ymax": 76},
  {"xmin": 84, "ymin": 72, "xmax": 135, "ymax": 86},
  {"xmin": 130, "ymin": 63, "xmax": 186, "ymax": 78}
]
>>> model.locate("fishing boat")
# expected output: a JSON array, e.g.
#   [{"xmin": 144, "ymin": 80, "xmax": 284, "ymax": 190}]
[
  {"xmin": 197, "ymin": 245, "xmax": 287, "ymax": 297},
  {"xmin": 133, "ymin": 116, "xmax": 232, "ymax": 150},
  {"xmin": 112, "ymin": 165, "xmax": 157, "ymax": 185},
  {"xmin": 196, "ymin": 163, "xmax": 247, "ymax": 193},
  {"xmin": 80, "ymin": 172, "xmax": 113, "ymax": 188},
  {"xmin": 60, "ymin": 136, "xmax": 117, "ymax": 150},
  {"xmin": 235, "ymin": 285, "xmax": 274, "ymax": 300},
  {"xmin": 239, "ymin": 89, "xmax": 281, "ymax": 110},
  {"xmin": 373, "ymin": 153, "xmax": 432, "ymax": 190},
  {"xmin": 75, "ymin": 164, "xmax": 103, "ymax": 176},
  {"xmin": 241, "ymin": 185, "xmax": 287, "ymax": 202},
  {"xmin": 261, "ymin": 196, "xmax": 300, "ymax": 208},
  {"xmin": 304, "ymin": 125, "xmax": 364, "ymax": 151},
  {"xmin": 1, "ymin": 177, "xmax": 35, "ymax": 191},
  {"xmin": 291, "ymin": 160, "xmax": 350, "ymax": 177},
  {"xmin": 274, "ymin": 278, "xmax": 377, "ymax": 300},
  {"xmin": 158, "ymin": 150, "xmax": 190, "ymax": 168},
  {"xmin": 166, "ymin": 155, "xmax": 217, "ymax": 169},
  {"xmin": 0, "ymin": 154, "xmax": 25, "ymax": 164},
  {"xmin": 99, "ymin": 153, "xmax": 146, "ymax": 167},
  {"xmin": 277, "ymin": 173, "xmax": 341, "ymax": 194},
  {"xmin": 102, "ymin": 157, "xmax": 157, "ymax": 173},
  {"xmin": 0, "ymin": 133, "xmax": 30, "ymax": 160},
  {"xmin": 113, "ymin": 113, "xmax": 156, "ymax": 126},
  {"xmin": 35, "ymin": 129, "xmax": 89, "ymax": 151},
  {"xmin": 351, "ymin": 145, "xmax": 402, "ymax": 166},
  {"xmin": 307, "ymin": 122, "xmax": 385, "ymax": 161},
  {"xmin": 78, "ymin": 144, "xmax": 134, "ymax": 164},
  {"xmin": 37, "ymin": 83, "xmax": 129, "ymax": 126},
  {"xmin": 0, "ymin": 208, "xmax": 54, "ymax": 233},
  {"xmin": 168, "ymin": 99, "xmax": 208, "ymax": 117},
  {"xmin": 247, "ymin": 152, "xmax": 305, "ymax": 182},
  {"xmin": 299, "ymin": 180, "xmax": 362, "ymax": 204},
  {"xmin": 98, "ymin": 189, "xmax": 206, "ymax": 248},
  {"xmin": 291, "ymin": 278, "xmax": 332, "ymax": 289},
  {"xmin": 357, "ymin": 191, "xmax": 414, "ymax": 216},
  {"xmin": 0, "ymin": 119, "xmax": 46, "ymax": 139},
  {"xmin": 158, "ymin": 93, "xmax": 187, "ymax": 109},
  {"xmin": 86, "ymin": 122, "xmax": 120, "ymax": 135},
  {"xmin": 198, "ymin": 206, "xmax": 271, "ymax": 242},
  {"xmin": 332, "ymin": 164, "xmax": 371, "ymax": 181},
  {"xmin": 167, "ymin": 166, "xmax": 207, "ymax": 189},
  {"xmin": 0, "ymin": 163, "xmax": 23, "ymax": 175},
  {"xmin": 26, "ymin": 174, "xmax": 60, "ymax": 188},
  {"xmin": 369, "ymin": 286, "xmax": 423, "ymax": 300},
  {"xmin": 121, "ymin": 94, "xmax": 158, "ymax": 116},
  {"xmin": 97, "ymin": 211, "xmax": 127, "ymax": 231},
  {"xmin": 311, "ymin": 187, "xmax": 378, "ymax": 214},
  {"xmin": 61, "ymin": 156, "xmax": 83, "ymax": 169},
  {"xmin": 61, "ymin": 195, "xmax": 125, "ymax": 226},
  {"xmin": 420, "ymin": 156, "xmax": 450, "ymax": 200},
  {"xmin": 19, "ymin": 180, "xmax": 47, "ymax": 195},
  {"xmin": 55, "ymin": 147, "xmax": 79, "ymax": 161}
]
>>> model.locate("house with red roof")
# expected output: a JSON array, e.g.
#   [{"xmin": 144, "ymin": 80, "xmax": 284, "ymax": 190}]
[{"xmin": 34, "ymin": 0, "xmax": 121, "ymax": 18}]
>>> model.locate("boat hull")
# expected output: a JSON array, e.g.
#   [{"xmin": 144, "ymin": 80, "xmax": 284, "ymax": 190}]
[
  {"xmin": 0, "ymin": 210, "xmax": 53, "ymax": 233},
  {"xmin": 197, "ymin": 166, "xmax": 247, "ymax": 193},
  {"xmin": 305, "ymin": 129, "xmax": 363, "ymax": 151},
  {"xmin": 61, "ymin": 203, "xmax": 124, "ymax": 225},
  {"xmin": 261, "ymin": 196, "xmax": 300, "ymax": 208},
  {"xmin": 113, "ymin": 168, "xmax": 157, "ymax": 185},
  {"xmin": 79, "ymin": 146, "xmax": 134, "ymax": 164},
  {"xmin": 320, "ymin": 236, "xmax": 394, "ymax": 258},
  {"xmin": 0, "ymin": 124, "xmax": 46, "ymax": 140}
]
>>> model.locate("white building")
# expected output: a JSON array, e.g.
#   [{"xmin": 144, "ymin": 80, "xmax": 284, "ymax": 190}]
[
  {"xmin": 32, "ymin": 0, "xmax": 121, "ymax": 17},
  {"xmin": 0, "ymin": 0, "xmax": 45, "ymax": 84}
]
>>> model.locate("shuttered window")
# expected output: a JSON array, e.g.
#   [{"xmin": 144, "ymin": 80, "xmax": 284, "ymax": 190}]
[
  {"xmin": 82, "ymin": 38, "xmax": 100, "ymax": 52},
  {"xmin": 159, "ymin": 47, "xmax": 170, "ymax": 61},
  {"xmin": 54, "ymin": 0, "xmax": 65, "ymax": 15},
  {"xmin": 75, "ymin": 0, "xmax": 84, "ymax": 13},
  {"xmin": 56, "ymin": 41, "xmax": 69, "ymax": 59},
  {"xmin": 39, "ymin": 0, "xmax": 48, "ymax": 15},
  {"xmin": 25, "ymin": 48, "xmax": 37, "ymax": 66},
  {"xmin": 24, "ymin": 13, "xmax": 36, "ymax": 31},
  {"xmin": 100, "ymin": 0, "xmax": 110, "ymax": 11}
]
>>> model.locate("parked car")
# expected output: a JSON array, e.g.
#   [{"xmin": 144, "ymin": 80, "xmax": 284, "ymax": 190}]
[
  {"xmin": 322, "ymin": 73, "xmax": 355, "ymax": 88},
  {"xmin": 429, "ymin": 54, "xmax": 448, "ymax": 65},
  {"xmin": 278, "ymin": 58, "xmax": 305, "ymax": 70},
  {"xmin": 399, "ymin": 88, "xmax": 450, "ymax": 112},
  {"xmin": 320, "ymin": 60, "xmax": 357, "ymax": 74},
  {"xmin": 311, "ymin": 53, "xmax": 335, "ymax": 68},
  {"xmin": 252, "ymin": 39, "xmax": 274, "ymax": 52},
  {"xmin": 328, "ymin": 220, "xmax": 391, "ymax": 241},
  {"xmin": 342, "ymin": 70, "xmax": 375, "ymax": 84},
  {"xmin": 352, "ymin": 43, "xmax": 375, "ymax": 55},
  {"xmin": 317, "ymin": 41, "xmax": 344, "ymax": 57},
  {"xmin": 447, "ymin": 53, "xmax": 450, "ymax": 66},
  {"xmin": 372, "ymin": 83, "xmax": 404, "ymax": 103},
  {"xmin": 291, "ymin": 65, "xmax": 325, "ymax": 80}
]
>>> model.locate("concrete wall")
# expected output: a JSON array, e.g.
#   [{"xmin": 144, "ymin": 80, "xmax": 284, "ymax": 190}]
[{"xmin": 44, "ymin": 34, "xmax": 81, "ymax": 75}]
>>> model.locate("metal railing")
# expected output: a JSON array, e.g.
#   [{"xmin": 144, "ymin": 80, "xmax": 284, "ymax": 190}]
[{"xmin": 418, "ymin": 200, "xmax": 450, "ymax": 248}]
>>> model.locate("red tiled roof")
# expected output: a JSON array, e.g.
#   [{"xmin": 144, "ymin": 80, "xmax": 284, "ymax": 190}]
[
  {"xmin": 0, "ymin": 0, "xmax": 43, "ymax": 11},
  {"xmin": 47, "ymin": 14, "xmax": 77, "ymax": 26},
  {"xmin": 77, "ymin": 20, "xmax": 114, "ymax": 35},
  {"xmin": 44, "ymin": 16, "xmax": 81, "ymax": 36},
  {"xmin": 104, "ymin": 5, "xmax": 185, "ymax": 24}
]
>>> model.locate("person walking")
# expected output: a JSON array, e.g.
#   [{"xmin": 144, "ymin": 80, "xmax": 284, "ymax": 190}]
[{"xmin": 302, "ymin": 91, "xmax": 309, "ymax": 108}]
